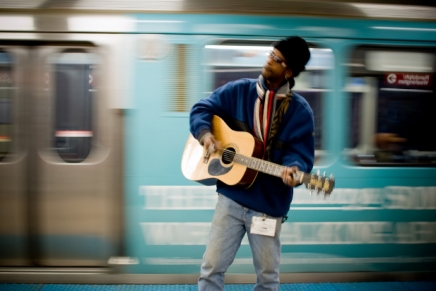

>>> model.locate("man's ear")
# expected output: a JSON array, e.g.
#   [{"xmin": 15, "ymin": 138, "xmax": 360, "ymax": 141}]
[{"xmin": 285, "ymin": 68, "xmax": 293, "ymax": 79}]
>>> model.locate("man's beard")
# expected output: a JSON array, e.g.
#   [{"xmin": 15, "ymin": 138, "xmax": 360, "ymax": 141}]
[{"xmin": 262, "ymin": 67, "xmax": 283, "ymax": 85}]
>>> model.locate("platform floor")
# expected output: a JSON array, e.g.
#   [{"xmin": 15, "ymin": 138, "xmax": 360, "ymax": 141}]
[{"xmin": 1, "ymin": 282, "xmax": 436, "ymax": 291}]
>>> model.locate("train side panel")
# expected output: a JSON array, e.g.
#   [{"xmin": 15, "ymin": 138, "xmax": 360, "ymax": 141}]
[{"xmin": 123, "ymin": 14, "xmax": 436, "ymax": 275}]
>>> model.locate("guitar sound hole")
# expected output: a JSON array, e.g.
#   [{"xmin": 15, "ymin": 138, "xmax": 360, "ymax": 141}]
[{"xmin": 222, "ymin": 147, "xmax": 235, "ymax": 164}]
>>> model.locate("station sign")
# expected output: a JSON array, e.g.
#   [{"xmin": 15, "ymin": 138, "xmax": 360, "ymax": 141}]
[{"xmin": 385, "ymin": 73, "xmax": 433, "ymax": 87}]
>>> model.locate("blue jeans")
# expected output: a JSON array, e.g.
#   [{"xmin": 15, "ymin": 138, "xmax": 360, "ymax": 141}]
[{"xmin": 198, "ymin": 194, "xmax": 283, "ymax": 291}]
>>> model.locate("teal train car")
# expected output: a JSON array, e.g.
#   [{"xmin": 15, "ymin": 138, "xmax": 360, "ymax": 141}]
[{"xmin": 0, "ymin": 0, "xmax": 435, "ymax": 284}]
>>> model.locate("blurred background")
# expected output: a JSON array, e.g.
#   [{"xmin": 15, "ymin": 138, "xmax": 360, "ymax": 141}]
[{"xmin": 0, "ymin": 0, "xmax": 435, "ymax": 285}]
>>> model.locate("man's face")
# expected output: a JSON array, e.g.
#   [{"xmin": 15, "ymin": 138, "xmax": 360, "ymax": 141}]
[{"xmin": 261, "ymin": 48, "xmax": 290, "ymax": 84}]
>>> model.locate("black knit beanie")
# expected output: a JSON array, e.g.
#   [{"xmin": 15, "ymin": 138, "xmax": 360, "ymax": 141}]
[{"xmin": 273, "ymin": 36, "xmax": 311, "ymax": 77}]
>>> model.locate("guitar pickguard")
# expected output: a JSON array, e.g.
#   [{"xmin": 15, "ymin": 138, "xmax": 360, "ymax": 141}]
[{"xmin": 208, "ymin": 158, "xmax": 232, "ymax": 176}]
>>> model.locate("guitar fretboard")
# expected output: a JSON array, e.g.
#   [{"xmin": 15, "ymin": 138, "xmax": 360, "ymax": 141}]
[
  {"xmin": 233, "ymin": 153, "xmax": 283, "ymax": 177},
  {"xmin": 221, "ymin": 149, "xmax": 303, "ymax": 182}
]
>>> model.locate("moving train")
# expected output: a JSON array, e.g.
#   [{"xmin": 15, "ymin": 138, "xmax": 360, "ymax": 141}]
[{"xmin": 0, "ymin": 0, "xmax": 435, "ymax": 284}]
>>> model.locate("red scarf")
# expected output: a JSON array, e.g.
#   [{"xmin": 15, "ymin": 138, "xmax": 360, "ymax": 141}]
[{"xmin": 253, "ymin": 75, "xmax": 291, "ymax": 150}]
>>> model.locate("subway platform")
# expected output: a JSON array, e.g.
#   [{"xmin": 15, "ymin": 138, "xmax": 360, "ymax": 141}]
[{"xmin": 1, "ymin": 281, "xmax": 436, "ymax": 291}]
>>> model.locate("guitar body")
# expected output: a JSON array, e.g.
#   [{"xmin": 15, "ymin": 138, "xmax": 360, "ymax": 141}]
[{"xmin": 181, "ymin": 115, "xmax": 264, "ymax": 187}]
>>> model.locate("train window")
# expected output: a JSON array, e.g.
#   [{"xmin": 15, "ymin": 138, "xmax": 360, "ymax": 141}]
[
  {"xmin": 345, "ymin": 46, "xmax": 436, "ymax": 166},
  {"xmin": 204, "ymin": 40, "xmax": 333, "ymax": 151},
  {"xmin": 0, "ymin": 51, "xmax": 13, "ymax": 162},
  {"xmin": 49, "ymin": 50, "xmax": 99, "ymax": 163}
]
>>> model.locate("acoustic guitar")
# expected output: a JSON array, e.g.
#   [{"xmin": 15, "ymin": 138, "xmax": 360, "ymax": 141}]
[{"xmin": 181, "ymin": 115, "xmax": 334, "ymax": 196}]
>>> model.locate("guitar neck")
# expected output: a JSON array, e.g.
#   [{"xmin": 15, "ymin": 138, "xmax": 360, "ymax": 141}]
[{"xmin": 231, "ymin": 151, "xmax": 303, "ymax": 182}]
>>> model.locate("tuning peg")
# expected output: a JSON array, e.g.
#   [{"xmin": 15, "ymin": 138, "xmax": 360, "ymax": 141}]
[
  {"xmin": 323, "ymin": 171, "xmax": 326, "ymax": 177},
  {"xmin": 322, "ymin": 177, "xmax": 330, "ymax": 193},
  {"xmin": 330, "ymin": 173, "xmax": 334, "ymax": 180},
  {"xmin": 316, "ymin": 169, "xmax": 320, "ymax": 176},
  {"xmin": 318, "ymin": 174, "xmax": 324, "ymax": 194}
]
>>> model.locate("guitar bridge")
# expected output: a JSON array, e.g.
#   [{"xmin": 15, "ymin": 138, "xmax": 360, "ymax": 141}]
[{"xmin": 203, "ymin": 150, "xmax": 211, "ymax": 164}]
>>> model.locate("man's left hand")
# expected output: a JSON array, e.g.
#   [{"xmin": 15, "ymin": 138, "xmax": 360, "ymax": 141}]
[{"xmin": 281, "ymin": 166, "xmax": 300, "ymax": 187}]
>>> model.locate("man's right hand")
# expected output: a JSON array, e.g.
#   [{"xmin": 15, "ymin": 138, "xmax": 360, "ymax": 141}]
[{"xmin": 202, "ymin": 133, "xmax": 221, "ymax": 154}]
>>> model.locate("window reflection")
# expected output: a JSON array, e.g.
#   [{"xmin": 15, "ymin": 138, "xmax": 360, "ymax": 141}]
[
  {"xmin": 50, "ymin": 50, "xmax": 98, "ymax": 163},
  {"xmin": 346, "ymin": 46, "xmax": 436, "ymax": 166},
  {"xmin": 0, "ymin": 51, "xmax": 13, "ymax": 162}
]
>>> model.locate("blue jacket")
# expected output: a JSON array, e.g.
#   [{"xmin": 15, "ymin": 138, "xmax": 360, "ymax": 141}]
[{"xmin": 190, "ymin": 78, "xmax": 315, "ymax": 217}]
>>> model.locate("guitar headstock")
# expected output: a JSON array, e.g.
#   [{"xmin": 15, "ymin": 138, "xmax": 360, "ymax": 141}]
[{"xmin": 295, "ymin": 170, "xmax": 335, "ymax": 197}]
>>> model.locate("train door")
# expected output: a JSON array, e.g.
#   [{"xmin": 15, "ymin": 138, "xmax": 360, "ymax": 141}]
[
  {"xmin": 0, "ymin": 41, "xmax": 123, "ymax": 267},
  {"xmin": 0, "ymin": 46, "xmax": 28, "ymax": 266}
]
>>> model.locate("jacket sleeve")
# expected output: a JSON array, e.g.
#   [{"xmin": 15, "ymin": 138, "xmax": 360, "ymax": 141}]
[
  {"xmin": 281, "ymin": 103, "xmax": 315, "ymax": 174},
  {"xmin": 189, "ymin": 80, "xmax": 245, "ymax": 141}
]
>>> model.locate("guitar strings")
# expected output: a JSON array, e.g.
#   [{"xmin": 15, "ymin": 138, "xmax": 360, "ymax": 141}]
[{"xmin": 210, "ymin": 148, "xmax": 334, "ymax": 194}]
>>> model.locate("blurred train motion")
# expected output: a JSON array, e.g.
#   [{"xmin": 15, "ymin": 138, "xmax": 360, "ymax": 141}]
[{"xmin": 0, "ymin": 0, "xmax": 436, "ymax": 284}]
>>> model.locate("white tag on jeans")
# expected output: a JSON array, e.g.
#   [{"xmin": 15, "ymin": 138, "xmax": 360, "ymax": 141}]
[{"xmin": 250, "ymin": 216, "xmax": 277, "ymax": 237}]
